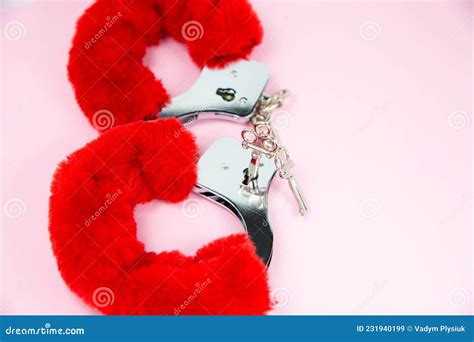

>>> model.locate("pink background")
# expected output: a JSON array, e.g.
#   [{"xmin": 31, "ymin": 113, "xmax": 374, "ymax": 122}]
[{"xmin": 1, "ymin": 0, "xmax": 472, "ymax": 315}]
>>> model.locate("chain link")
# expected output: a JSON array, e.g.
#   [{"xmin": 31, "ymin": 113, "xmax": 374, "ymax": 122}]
[
  {"xmin": 252, "ymin": 90, "xmax": 292, "ymax": 175},
  {"xmin": 251, "ymin": 90, "xmax": 288, "ymax": 126},
  {"xmin": 246, "ymin": 90, "xmax": 309, "ymax": 215}
]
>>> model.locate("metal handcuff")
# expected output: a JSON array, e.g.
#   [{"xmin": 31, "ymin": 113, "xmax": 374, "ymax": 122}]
[{"xmin": 160, "ymin": 61, "xmax": 308, "ymax": 266}]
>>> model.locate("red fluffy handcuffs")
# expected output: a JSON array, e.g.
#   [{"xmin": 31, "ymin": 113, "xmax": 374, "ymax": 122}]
[{"xmin": 49, "ymin": 0, "xmax": 271, "ymax": 315}]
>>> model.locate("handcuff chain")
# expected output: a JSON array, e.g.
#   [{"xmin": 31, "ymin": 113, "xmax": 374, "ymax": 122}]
[
  {"xmin": 243, "ymin": 90, "xmax": 309, "ymax": 215},
  {"xmin": 251, "ymin": 90, "xmax": 288, "ymax": 126},
  {"xmin": 253, "ymin": 90, "xmax": 291, "ymax": 172}
]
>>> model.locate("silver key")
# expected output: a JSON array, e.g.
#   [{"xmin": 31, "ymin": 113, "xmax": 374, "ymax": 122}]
[
  {"xmin": 241, "ymin": 122, "xmax": 278, "ymax": 185},
  {"xmin": 242, "ymin": 90, "xmax": 309, "ymax": 215},
  {"xmin": 274, "ymin": 146, "xmax": 309, "ymax": 216}
]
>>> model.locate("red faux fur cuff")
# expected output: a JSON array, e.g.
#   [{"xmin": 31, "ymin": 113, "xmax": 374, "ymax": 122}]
[
  {"xmin": 67, "ymin": 0, "xmax": 263, "ymax": 130},
  {"xmin": 49, "ymin": 119, "xmax": 271, "ymax": 314}
]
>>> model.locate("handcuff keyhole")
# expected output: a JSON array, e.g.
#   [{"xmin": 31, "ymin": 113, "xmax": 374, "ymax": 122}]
[{"xmin": 216, "ymin": 88, "xmax": 236, "ymax": 102}]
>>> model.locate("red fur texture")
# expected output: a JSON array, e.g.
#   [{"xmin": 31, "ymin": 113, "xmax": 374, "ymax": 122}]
[
  {"xmin": 49, "ymin": 119, "xmax": 271, "ymax": 314},
  {"xmin": 68, "ymin": 0, "xmax": 263, "ymax": 129}
]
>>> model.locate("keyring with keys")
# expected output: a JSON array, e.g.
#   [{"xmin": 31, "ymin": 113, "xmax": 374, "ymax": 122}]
[{"xmin": 160, "ymin": 60, "xmax": 309, "ymax": 266}]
